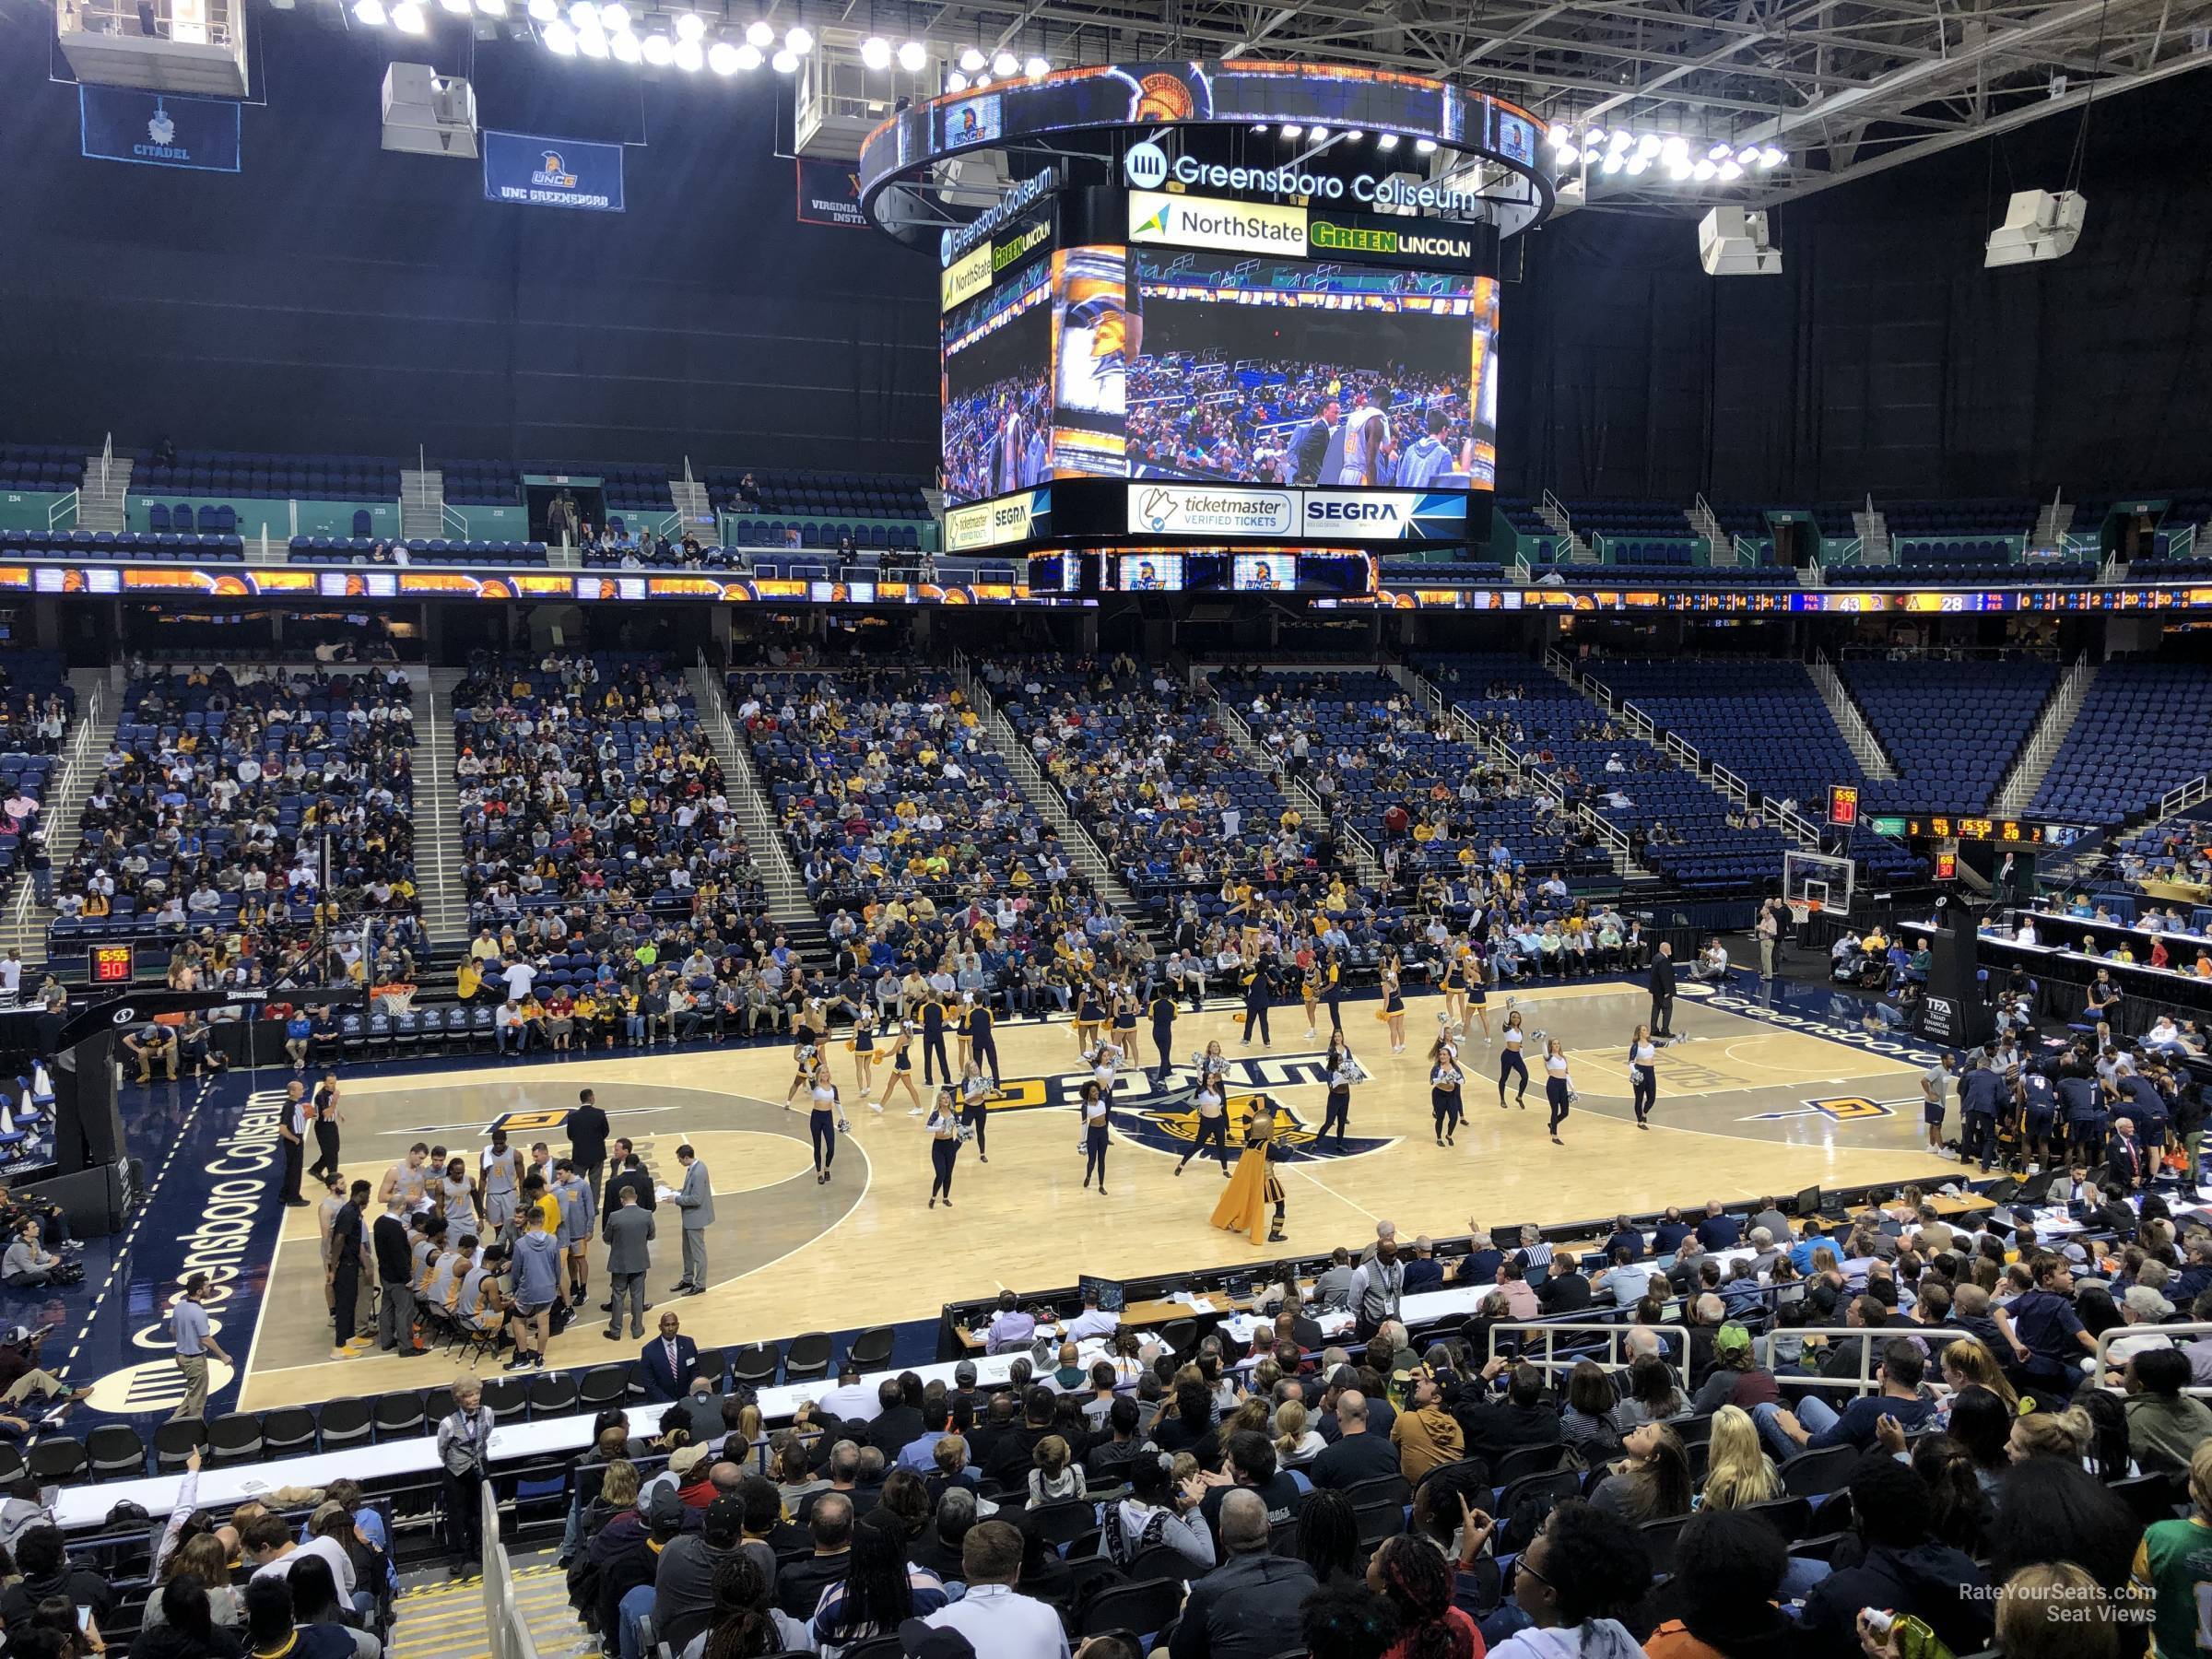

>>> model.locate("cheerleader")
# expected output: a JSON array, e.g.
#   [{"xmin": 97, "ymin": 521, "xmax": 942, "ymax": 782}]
[
  {"xmin": 1175, "ymin": 1064, "xmax": 1231, "ymax": 1177},
  {"xmin": 1380, "ymin": 958, "xmax": 1407, "ymax": 1053},
  {"xmin": 959, "ymin": 1061, "xmax": 994, "ymax": 1162},
  {"xmin": 1078, "ymin": 1079, "xmax": 1112, "ymax": 1194},
  {"xmin": 924, "ymin": 1086, "xmax": 962, "ymax": 1208},
  {"xmin": 1322, "ymin": 949, "xmax": 1345, "ymax": 1034},
  {"xmin": 1497, "ymin": 1009, "xmax": 1530, "ymax": 1109},
  {"xmin": 1074, "ymin": 979, "xmax": 1108, "ymax": 1055},
  {"xmin": 1088, "ymin": 1033, "xmax": 1124, "ymax": 1098},
  {"xmin": 1465, "ymin": 949, "xmax": 1491, "ymax": 1041},
  {"xmin": 1321, "ymin": 1031, "xmax": 1359, "ymax": 1149},
  {"xmin": 881, "ymin": 1019, "xmax": 923, "ymax": 1115},
  {"xmin": 808, "ymin": 1062, "xmax": 841, "ymax": 1184},
  {"xmin": 782, "ymin": 1036, "xmax": 821, "ymax": 1109},
  {"xmin": 1111, "ymin": 988, "xmax": 1139, "ymax": 1055},
  {"xmin": 1429, "ymin": 1033, "xmax": 1465, "ymax": 1147},
  {"xmin": 850, "ymin": 1005, "xmax": 879, "ymax": 1102},
  {"xmin": 1440, "ymin": 951, "xmax": 1468, "ymax": 1038},
  {"xmin": 953, "ymin": 996, "xmax": 973, "ymax": 1076},
  {"xmin": 1543, "ymin": 1039, "xmax": 1573, "ymax": 1145},
  {"xmin": 1198, "ymin": 1039, "xmax": 1230, "ymax": 1092},
  {"xmin": 1627, "ymin": 1024, "xmax": 1659, "ymax": 1130},
  {"xmin": 1300, "ymin": 960, "xmax": 1322, "ymax": 1041}
]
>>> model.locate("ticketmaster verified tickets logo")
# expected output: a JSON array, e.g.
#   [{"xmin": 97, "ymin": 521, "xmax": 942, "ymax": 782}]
[
  {"xmin": 1131, "ymin": 483, "xmax": 1298, "ymax": 536},
  {"xmin": 1124, "ymin": 139, "xmax": 1171, "ymax": 189}
]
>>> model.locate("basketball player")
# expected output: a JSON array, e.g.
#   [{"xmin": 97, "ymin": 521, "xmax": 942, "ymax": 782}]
[{"xmin": 1337, "ymin": 389, "xmax": 1391, "ymax": 486}]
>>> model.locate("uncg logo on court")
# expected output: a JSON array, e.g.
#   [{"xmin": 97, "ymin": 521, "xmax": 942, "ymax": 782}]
[{"xmin": 977, "ymin": 1052, "xmax": 1396, "ymax": 1162}]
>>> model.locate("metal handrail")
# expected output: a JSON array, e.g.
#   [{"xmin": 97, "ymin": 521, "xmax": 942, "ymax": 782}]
[
  {"xmin": 1488, "ymin": 1319, "xmax": 1692, "ymax": 1394},
  {"xmin": 1749, "ymin": 1324, "xmax": 1932, "ymax": 1397},
  {"xmin": 693, "ymin": 650, "xmax": 810, "ymax": 913},
  {"xmin": 2093, "ymin": 1321, "xmax": 2212, "ymax": 1398}
]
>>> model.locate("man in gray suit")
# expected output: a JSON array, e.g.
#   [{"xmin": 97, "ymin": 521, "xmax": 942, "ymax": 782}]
[
  {"xmin": 671, "ymin": 1142, "xmax": 714, "ymax": 1296},
  {"xmin": 603, "ymin": 1184, "xmax": 655, "ymax": 1340}
]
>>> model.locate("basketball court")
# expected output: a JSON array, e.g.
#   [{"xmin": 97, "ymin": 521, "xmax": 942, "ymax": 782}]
[{"xmin": 201, "ymin": 970, "xmax": 1951, "ymax": 1411}]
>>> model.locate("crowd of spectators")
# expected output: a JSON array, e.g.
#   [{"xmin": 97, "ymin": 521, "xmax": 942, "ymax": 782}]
[
  {"xmin": 547, "ymin": 1174, "xmax": 2205, "ymax": 1659},
  {"xmin": 941, "ymin": 373, "xmax": 1051, "ymax": 504},
  {"xmin": 55, "ymin": 664, "xmax": 419, "ymax": 985}
]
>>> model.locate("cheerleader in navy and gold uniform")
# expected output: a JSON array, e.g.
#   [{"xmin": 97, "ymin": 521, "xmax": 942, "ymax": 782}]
[
  {"xmin": 1465, "ymin": 948, "xmax": 1491, "ymax": 1041},
  {"xmin": 1300, "ymin": 959, "xmax": 1323, "ymax": 1040},
  {"xmin": 1111, "ymin": 987, "xmax": 1140, "ymax": 1057},
  {"xmin": 1074, "ymin": 979, "xmax": 1108, "ymax": 1055},
  {"xmin": 1147, "ymin": 982, "xmax": 1178, "ymax": 1082},
  {"xmin": 782, "ymin": 1036, "xmax": 822, "ymax": 1110},
  {"xmin": 1321, "ymin": 1030, "xmax": 1359, "ymax": 1148},
  {"xmin": 1322, "ymin": 949, "xmax": 1346, "ymax": 1034},
  {"xmin": 881, "ymin": 1018, "xmax": 923, "ymax": 1115},
  {"xmin": 1429, "ymin": 1034, "xmax": 1465, "ymax": 1147},
  {"xmin": 1380, "ymin": 957, "xmax": 1407, "ymax": 1053},
  {"xmin": 849, "ymin": 1005, "xmax": 879, "ymax": 1104},
  {"xmin": 1440, "ymin": 951, "xmax": 1469, "ymax": 1038},
  {"xmin": 959, "ymin": 1061, "xmax": 994, "ymax": 1162}
]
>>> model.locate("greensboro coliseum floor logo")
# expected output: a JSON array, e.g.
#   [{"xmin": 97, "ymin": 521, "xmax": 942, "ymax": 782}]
[{"xmin": 983, "ymin": 1051, "xmax": 1395, "ymax": 1161}]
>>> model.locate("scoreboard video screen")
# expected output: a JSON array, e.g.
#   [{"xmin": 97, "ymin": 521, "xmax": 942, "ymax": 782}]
[{"xmin": 1124, "ymin": 252, "xmax": 1498, "ymax": 489}]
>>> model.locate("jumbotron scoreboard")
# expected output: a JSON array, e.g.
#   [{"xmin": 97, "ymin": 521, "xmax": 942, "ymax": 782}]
[{"xmin": 859, "ymin": 59, "xmax": 1550, "ymax": 596}]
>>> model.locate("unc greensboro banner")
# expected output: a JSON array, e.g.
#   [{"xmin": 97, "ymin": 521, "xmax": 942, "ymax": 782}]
[
  {"xmin": 483, "ymin": 130, "xmax": 625, "ymax": 213},
  {"xmin": 794, "ymin": 156, "xmax": 867, "ymax": 228},
  {"xmin": 79, "ymin": 86, "xmax": 240, "ymax": 172}
]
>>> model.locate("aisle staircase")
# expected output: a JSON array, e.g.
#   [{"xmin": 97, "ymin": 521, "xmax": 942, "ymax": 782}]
[
  {"xmin": 1686, "ymin": 495, "xmax": 1728, "ymax": 559},
  {"xmin": 418, "ymin": 669, "xmax": 470, "ymax": 947},
  {"xmin": 947, "ymin": 652, "xmax": 1143, "ymax": 914},
  {"xmin": 0, "ymin": 669, "xmax": 118, "ymax": 968},
  {"xmin": 685, "ymin": 660, "xmax": 829, "ymax": 962},
  {"xmin": 2032, "ymin": 493, "xmax": 2077, "ymax": 553},
  {"xmin": 669, "ymin": 460, "xmax": 714, "ymax": 535},
  {"xmin": 394, "ymin": 1556, "xmax": 573, "ymax": 1659},
  {"xmin": 76, "ymin": 444, "xmax": 129, "ymax": 535},
  {"xmin": 399, "ymin": 469, "xmax": 446, "ymax": 542},
  {"xmin": 1537, "ymin": 490, "xmax": 1597, "ymax": 563},
  {"xmin": 1807, "ymin": 653, "xmax": 1897, "ymax": 781},
  {"xmin": 1393, "ymin": 660, "xmax": 1658, "ymax": 886},
  {"xmin": 1852, "ymin": 500, "xmax": 1892, "ymax": 565},
  {"xmin": 1195, "ymin": 673, "xmax": 1386, "ymax": 888},
  {"xmin": 1994, "ymin": 653, "xmax": 2096, "ymax": 817}
]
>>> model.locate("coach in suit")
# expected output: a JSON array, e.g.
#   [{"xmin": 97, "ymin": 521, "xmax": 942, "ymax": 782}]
[
  {"xmin": 1648, "ymin": 942, "xmax": 1677, "ymax": 1038},
  {"xmin": 640, "ymin": 1311, "xmax": 700, "ymax": 1402},
  {"xmin": 671, "ymin": 1143, "xmax": 714, "ymax": 1296},
  {"xmin": 603, "ymin": 1184, "xmax": 654, "ymax": 1341},
  {"xmin": 604, "ymin": 1140, "xmax": 655, "ymax": 1218},
  {"xmin": 567, "ymin": 1088, "xmax": 611, "ymax": 1199}
]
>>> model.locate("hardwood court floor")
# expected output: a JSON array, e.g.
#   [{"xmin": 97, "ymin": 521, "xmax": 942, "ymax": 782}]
[{"xmin": 238, "ymin": 976, "xmax": 1953, "ymax": 1409}]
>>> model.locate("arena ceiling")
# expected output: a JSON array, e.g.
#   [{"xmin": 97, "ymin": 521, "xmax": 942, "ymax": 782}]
[{"xmin": 853, "ymin": 0, "xmax": 2212, "ymax": 210}]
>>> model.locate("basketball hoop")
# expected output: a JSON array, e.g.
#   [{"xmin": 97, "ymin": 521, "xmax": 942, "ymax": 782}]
[{"xmin": 1787, "ymin": 900, "xmax": 1814, "ymax": 926}]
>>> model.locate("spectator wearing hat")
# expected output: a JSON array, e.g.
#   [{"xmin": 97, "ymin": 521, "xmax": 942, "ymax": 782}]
[
  {"xmin": 654, "ymin": 1493, "xmax": 745, "ymax": 1653},
  {"xmin": 1386, "ymin": 1373, "xmax": 1464, "ymax": 1484}
]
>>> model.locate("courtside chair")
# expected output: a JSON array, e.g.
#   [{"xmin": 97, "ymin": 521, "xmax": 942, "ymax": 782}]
[
  {"xmin": 731, "ymin": 1343, "xmax": 779, "ymax": 1389},
  {"xmin": 153, "ymin": 1420, "xmax": 205, "ymax": 1469},
  {"xmin": 262, "ymin": 1406, "xmax": 318, "ymax": 1456},
  {"xmin": 206, "ymin": 1412, "xmax": 263, "ymax": 1466},
  {"xmin": 28, "ymin": 1439, "xmax": 86, "ymax": 1485},
  {"xmin": 317, "ymin": 1396, "xmax": 373, "ymax": 1448},
  {"xmin": 371, "ymin": 1390, "xmax": 426, "ymax": 1441},
  {"xmin": 845, "ymin": 1326, "xmax": 894, "ymax": 1371},
  {"xmin": 87, "ymin": 1424, "xmax": 147, "ymax": 1480},
  {"xmin": 782, "ymin": 1331, "xmax": 833, "ymax": 1382}
]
